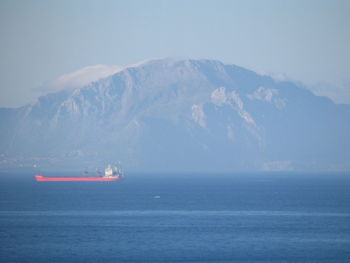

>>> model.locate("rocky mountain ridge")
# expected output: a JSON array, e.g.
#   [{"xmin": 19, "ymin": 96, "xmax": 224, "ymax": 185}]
[{"xmin": 1, "ymin": 58, "xmax": 349, "ymax": 172}]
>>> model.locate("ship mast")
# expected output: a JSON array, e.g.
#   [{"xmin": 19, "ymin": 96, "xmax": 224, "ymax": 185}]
[{"xmin": 82, "ymin": 168, "xmax": 88, "ymax": 177}]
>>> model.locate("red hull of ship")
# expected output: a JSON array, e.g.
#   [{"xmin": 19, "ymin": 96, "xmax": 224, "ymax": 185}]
[{"xmin": 35, "ymin": 174, "xmax": 121, "ymax": 182}]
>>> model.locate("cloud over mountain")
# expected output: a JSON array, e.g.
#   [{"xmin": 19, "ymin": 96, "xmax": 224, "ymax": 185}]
[{"xmin": 43, "ymin": 64, "xmax": 122, "ymax": 93}]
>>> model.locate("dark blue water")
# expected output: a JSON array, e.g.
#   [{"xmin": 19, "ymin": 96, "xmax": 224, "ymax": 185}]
[{"xmin": 1, "ymin": 172, "xmax": 350, "ymax": 262}]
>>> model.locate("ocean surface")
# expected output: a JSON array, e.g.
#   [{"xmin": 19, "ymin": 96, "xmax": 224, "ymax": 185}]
[{"xmin": 1, "ymin": 172, "xmax": 350, "ymax": 263}]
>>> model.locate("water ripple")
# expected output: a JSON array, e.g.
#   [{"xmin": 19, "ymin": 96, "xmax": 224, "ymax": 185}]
[{"xmin": 1, "ymin": 210, "xmax": 350, "ymax": 217}]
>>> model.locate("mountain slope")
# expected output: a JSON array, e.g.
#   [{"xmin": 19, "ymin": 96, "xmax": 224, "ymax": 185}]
[{"xmin": 1, "ymin": 58, "xmax": 349, "ymax": 172}]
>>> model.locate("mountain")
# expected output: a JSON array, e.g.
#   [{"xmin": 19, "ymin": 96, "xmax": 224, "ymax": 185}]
[{"xmin": 1, "ymin": 58, "xmax": 350, "ymax": 172}]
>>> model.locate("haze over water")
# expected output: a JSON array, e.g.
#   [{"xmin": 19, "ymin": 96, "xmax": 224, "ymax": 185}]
[{"xmin": 1, "ymin": 172, "xmax": 350, "ymax": 262}]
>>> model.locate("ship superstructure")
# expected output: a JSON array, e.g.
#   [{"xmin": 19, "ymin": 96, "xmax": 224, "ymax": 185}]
[{"xmin": 104, "ymin": 164, "xmax": 123, "ymax": 178}]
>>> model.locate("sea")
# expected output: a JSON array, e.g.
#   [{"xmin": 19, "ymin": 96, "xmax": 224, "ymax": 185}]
[{"xmin": 1, "ymin": 172, "xmax": 350, "ymax": 263}]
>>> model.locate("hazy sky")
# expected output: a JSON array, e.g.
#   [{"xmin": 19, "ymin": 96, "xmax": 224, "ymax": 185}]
[{"xmin": 1, "ymin": 0, "xmax": 349, "ymax": 107}]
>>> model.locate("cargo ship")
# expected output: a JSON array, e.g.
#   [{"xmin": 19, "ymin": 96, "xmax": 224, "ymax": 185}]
[{"xmin": 35, "ymin": 164, "xmax": 123, "ymax": 181}]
